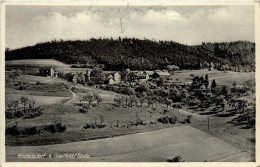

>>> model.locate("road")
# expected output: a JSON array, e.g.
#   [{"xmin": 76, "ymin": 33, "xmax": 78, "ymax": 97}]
[
  {"xmin": 6, "ymin": 126, "xmax": 252, "ymax": 162},
  {"xmin": 65, "ymin": 90, "xmax": 78, "ymax": 104}
]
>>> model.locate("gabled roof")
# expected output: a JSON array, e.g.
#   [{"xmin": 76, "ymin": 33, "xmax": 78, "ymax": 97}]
[
  {"xmin": 103, "ymin": 71, "xmax": 118, "ymax": 75},
  {"xmin": 137, "ymin": 73, "xmax": 148, "ymax": 77},
  {"xmin": 154, "ymin": 71, "xmax": 171, "ymax": 76},
  {"xmin": 39, "ymin": 67, "xmax": 55, "ymax": 70},
  {"xmin": 127, "ymin": 72, "xmax": 138, "ymax": 77},
  {"xmin": 145, "ymin": 71, "xmax": 154, "ymax": 75}
]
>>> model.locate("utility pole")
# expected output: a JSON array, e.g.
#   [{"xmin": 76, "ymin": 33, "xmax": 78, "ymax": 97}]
[
  {"xmin": 208, "ymin": 116, "xmax": 210, "ymax": 131},
  {"xmin": 24, "ymin": 64, "xmax": 27, "ymax": 75}
]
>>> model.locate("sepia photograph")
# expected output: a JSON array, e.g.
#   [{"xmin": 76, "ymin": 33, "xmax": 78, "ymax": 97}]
[{"xmin": 1, "ymin": 2, "xmax": 257, "ymax": 163}]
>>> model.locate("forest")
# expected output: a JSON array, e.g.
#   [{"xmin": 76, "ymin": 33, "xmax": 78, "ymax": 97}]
[{"xmin": 5, "ymin": 38, "xmax": 255, "ymax": 71}]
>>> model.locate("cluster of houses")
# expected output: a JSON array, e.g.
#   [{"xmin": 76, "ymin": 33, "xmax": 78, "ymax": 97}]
[
  {"xmin": 85, "ymin": 69, "xmax": 172, "ymax": 85},
  {"xmin": 39, "ymin": 67, "xmax": 172, "ymax": 85}
]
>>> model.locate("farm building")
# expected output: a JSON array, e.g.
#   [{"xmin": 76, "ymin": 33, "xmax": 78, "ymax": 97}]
[
  {"xmin": 103, "ymin": 71, "xmax": 121, "ymax": 83},
  {"xmin": 39, "ymin": 67, "xmax": 58, "ymax": 77},
  {"xmin": 104, "ymin": 77, "xmax": 116, "ymax": 85},
  {"xmin": 136, "ymin": 72, "xmax": 149, "ymax": 83},
  {"xmin": 126, "ymin": 72, "xmax": 139, "ymax": 82},
  {"xmin": 126, "ymin": 71, "xmax": 149, "ymax": 83},
  {"xmin": 152, "ymin": 70, "xmax": 171, "ymax": 79}
]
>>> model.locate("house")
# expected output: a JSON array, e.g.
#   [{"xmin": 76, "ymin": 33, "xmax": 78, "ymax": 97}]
[
  {"xmin": 126, "ymin": 71, "xmax": 150, "ymax": 83},
  {"xmin": 152, "ymin": 70, "xmax": 171, "ymax": 79},
  {"xmin": 127, "ymin": 72, "xmax": 139, "ymax": 82},
  {"xmin": 136, "ymin": 72, "xmax": 149, "ymax": 83},
  {"xmin": 104, "ymin": 78, "xmax": 116, "ymax": 85},
  {"xmin": 39, "ymin": 67, "xmax": 58, "ymax": 77},
  {"xmin": 103, "ymin": 71, "xmax": 121, "ymax": 83},
  {"xmin": 72, "ymin": 74, "xmax": 78, "ymax": 84}
]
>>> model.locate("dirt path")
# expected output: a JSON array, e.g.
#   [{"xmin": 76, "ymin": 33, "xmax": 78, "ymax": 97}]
[
  {"xmin": 64, "ymin": 90, "xmax": 78, "ymax": 104},
  {"xmin": 6, "ymin": 126, "xmax": 252, "ymax": 162}
]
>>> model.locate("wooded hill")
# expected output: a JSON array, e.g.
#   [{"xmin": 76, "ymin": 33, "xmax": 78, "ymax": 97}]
[{"xmin": 6, "ymin": 38, "xmax": 255, "ymax": 71}]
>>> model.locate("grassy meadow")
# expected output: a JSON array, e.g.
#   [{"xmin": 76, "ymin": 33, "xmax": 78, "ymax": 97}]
[
  {"xmin": 171, "ymin": 69, "xmax": 255, "ymax": 86},
  {"xmin": 6, "ymin": 59, "xmax": 89, "ymax": 74}
]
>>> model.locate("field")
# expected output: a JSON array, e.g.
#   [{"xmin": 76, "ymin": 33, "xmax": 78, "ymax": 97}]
[
  {"xmin": 6, "ymin": 126, "xmax": 251, "ymax": 162},
  {"xmin": 5, "ymin": 92, "xmax": 255, "ymax": 161},
  {"xmin": 4, "ymin": 61, "xmax": 255, "ymax": 162},
  {"xmin": 5, "ymin": 74, "xmax": 72, "ymax": 97},
  {"xmin": 5, "ymin": 103, "xmax": 189, "ymax": 145},
  {"xmin": 171, "ymin": 69, "xmax": 255, "ymax": 86},
  {"xmin": 6, "ymin": 59, "xmax": 89, "ymax": 74}
]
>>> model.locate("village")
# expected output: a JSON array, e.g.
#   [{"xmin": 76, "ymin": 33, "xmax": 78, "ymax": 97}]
[
  {"xmin": 3, "ymin": 4, "xmax": 256, "ymax": 163},
  {"xmin": 38, "ymin": 61, "xmax": 225, "ymax": 86}
]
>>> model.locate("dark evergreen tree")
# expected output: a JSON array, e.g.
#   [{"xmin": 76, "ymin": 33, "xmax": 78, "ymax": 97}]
[{"xmin": 211, "ymin": 79, "xmax": 217, "ymax": 89}]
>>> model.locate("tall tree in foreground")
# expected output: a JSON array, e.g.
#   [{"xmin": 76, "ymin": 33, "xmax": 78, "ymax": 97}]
[
  {"xmin": 20, "ymin": 96, "xmax": 29, "ymax": 113},
  {"xmin": 94, "ymin": 94, "xmax": 103, "ymax": 106}
]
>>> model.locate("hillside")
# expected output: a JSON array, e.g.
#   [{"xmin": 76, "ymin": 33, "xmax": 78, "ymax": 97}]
[{"xmin": 5, "ymin": 38, "xmax": 255, "ymax": 71}]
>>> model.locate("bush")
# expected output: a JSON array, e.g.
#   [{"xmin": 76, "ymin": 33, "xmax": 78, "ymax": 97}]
[
  {"xmin": 25, "ymin": 126, "xmax": 40, "ymax": 135},
  {"xmin": 15, "ymin": 110, "xmax": 25, "ymax": 118},
  {"xmin": 167, "ymin": 156, "xmax": 184, "ymax": 162},
  {"xmin": 158, "ymin": 116, "xmax": 177, "ymax": 124},
  {"xmin": 169, "ymin": 116, "xmax": 177, "ymax": 124},
  {"xmin": 79, "ymin": 108, "xmax": 88, "ymax": 113},
  {"xmin": 56, "ymin": 123, "xmax": 67, "ymax": 132},
  {"xmin": 184, "ymin": 115, "xmax": 192, "ymax": 124},
  {"xmin": 24, "ymin": 108, "xmax": 43, "ymax": 119},
  {"xmin": 6, "ymin": 125, "xmax": 21, "ymax": 136},
  {"xmin": 46, "ymin": 125, "xmax": 56, "ymax": 133},
  {"xmin": 44, "ymin": 123, "xmax": 67, "ymax": 133},
  {"xmin": 88, "ymin": 81, "xmax": 95, "ymax": 86},
  {"xmin": 18, "ymin": 85, "xmax": 26, "ymax": 90},
  {"xmin": 163, "ymin": 109, "xmax": 170, "ymax": 114},
  {"xmin": 6, "ymin": 111, "xmax": 15, "ymax": 119},
  {"xmin": 84, "ymin": 123, "xmax": 105, "ymax": 129}
]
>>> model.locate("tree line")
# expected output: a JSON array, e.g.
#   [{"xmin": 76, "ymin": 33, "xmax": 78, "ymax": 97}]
[{"xmin": 6, "ymin": 38, "xmax": 255, "ymax": 71}]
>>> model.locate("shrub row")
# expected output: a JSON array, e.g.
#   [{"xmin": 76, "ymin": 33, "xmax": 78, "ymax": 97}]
[
  {"xmin": 6, "ymin": 108, "xmax": 43, "ymax": 119},
  {"xmin": 6, "ymin": 123, "xmax": 67, "ymax": 136},
  {"xmin": 157, "ymin": 116, "xmax": 177, "ymax": 124},
  {"xmin": 83, "ymin": 123, "xmax": 106, "ymax": 129}
]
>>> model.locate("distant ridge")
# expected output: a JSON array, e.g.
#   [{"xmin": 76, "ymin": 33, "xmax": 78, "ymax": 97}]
[{"xmin": 6, "ymin": 38, "xmax": 255, "ymax": 71}]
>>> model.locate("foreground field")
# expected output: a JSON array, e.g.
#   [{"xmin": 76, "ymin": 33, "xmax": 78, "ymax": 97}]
[
  {"xmin": 6, "ymin": 126, "xmax": 251, "ymax": 162},
  {"xmin": 5, "ymin": 68, "xmax": 255, "ymax": 162},
  {"xmin": 5, "ymin": 104, "xmax": 188, "ymax": 145}
]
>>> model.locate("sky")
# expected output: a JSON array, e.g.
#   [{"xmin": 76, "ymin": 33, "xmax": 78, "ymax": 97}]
[{"xmin": 5, "ymin": 5, "xmax": 255, "ymax": 49}]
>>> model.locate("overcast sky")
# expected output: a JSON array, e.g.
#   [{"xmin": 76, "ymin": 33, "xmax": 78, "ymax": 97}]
[{"xmin": 6, "ymin": 5, "xmax": 255, "ymax": 49}]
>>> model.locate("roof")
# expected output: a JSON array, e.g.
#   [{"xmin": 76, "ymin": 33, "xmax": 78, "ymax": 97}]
[
  {"xmin": 154, "ymin": 71, "xmax": 171, "ymax": 76},
  {"xmin": 127, "ymin": 72, "xmax": 138, "ymax": 77},
  {"xmin": 103, "ymin": 71, "xmax": 117, "ymax": 74},
  {"xmin": 137, "ymin": 73, "xmax": 148, "ymax": 77},
  {"xmin": 167, "ymin": 65, "xmax": 180, "ymax": 69},
  {"xmin": 145, "ymin": 71, "xmax": 154, "ymax": 75},
  {"xmin": 39, "ymin": 67, "xmax": 55, "ymax": 70}
]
